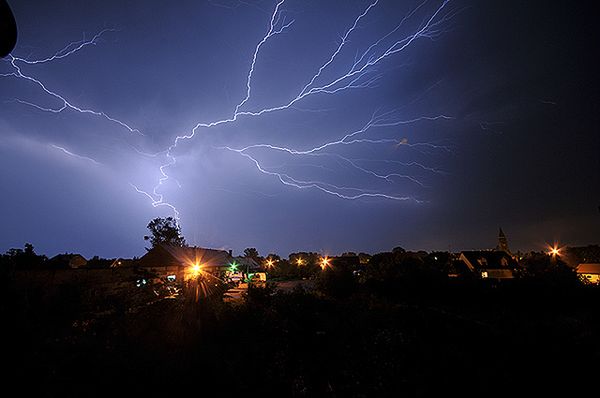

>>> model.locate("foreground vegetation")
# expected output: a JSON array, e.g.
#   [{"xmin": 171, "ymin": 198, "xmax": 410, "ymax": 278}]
[{"xmin": 3, "ymin": 254, "xmax": 599, "ymax": 396}]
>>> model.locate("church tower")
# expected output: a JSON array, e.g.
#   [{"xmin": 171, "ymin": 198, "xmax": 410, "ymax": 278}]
[{"xmin": 497, "ymin": 227, "xmax": 511, "ymax": 254}]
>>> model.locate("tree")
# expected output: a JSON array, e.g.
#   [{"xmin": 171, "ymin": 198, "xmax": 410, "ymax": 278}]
[
  {"xmin": 243, "ymin": 248, "xmax": 261, "ymax": 262},
  {"xmin": 266, "ymin": 253, "xmax": 281, "ymax": 262},
  {"xmin": 521, "ymin": 252, "xmax": 579, "ymax": 286},
  {"xmin": 2, "ymin": 243, "xmax": 47, "ymax": 269},
  {"xmin": 288, "ymin": 251, "xmax": 322, "ymax": 277},
  {"xmin": 144, "ymin": 217, "xmax": 186, "ymax": 248}
]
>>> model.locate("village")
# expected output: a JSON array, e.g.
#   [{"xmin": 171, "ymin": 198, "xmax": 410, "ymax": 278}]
[{"xmin": 3, "ymin": 220, "xmax": 599, "ymax": 316}]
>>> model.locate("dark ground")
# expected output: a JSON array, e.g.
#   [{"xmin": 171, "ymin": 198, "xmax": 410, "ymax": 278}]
[{"xmin": 3, "ymin": 276, "xmax": 600, "ymax": 397}]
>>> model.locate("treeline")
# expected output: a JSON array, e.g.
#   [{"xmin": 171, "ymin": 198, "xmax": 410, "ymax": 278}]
[{"xmin": 0, "ymin": 243, "xmax": 126, "ymax": 270}]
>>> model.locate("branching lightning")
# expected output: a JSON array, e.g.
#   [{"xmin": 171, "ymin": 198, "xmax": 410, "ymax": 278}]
[
  {"xmin": 149, "ymin": 0, "xmax": 455, "ymax": 214},
  {"xmin": 1, "ymin": 30, "xmax": 140, "ymax": 135},
  {"xmin": 1, "ymin": 0, "xmax": 457, "ymax": 221}
]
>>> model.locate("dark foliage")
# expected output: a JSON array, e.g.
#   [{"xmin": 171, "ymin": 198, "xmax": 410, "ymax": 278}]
[
  {"xmin": 243, "ymin": 247, "xmax": 261, "ymax": 263},
  {"xmin": 144, "ymin": 217, "xmax": 186, "ymax": 248},
  {"xmin": 0, "ymin": 243, "xmax": 47, "ymax": 270},
  {"xmin": 2, "ymin": 248, "xmax": 599, "ymax": 396}
]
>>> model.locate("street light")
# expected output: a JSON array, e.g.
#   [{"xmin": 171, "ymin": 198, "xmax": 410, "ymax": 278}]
[
  {"xmin": 320, "ymin": 256, "xmax": 330, "ymax": 270},
  {"xmin": 296, "ymin": 257, "xmax": 304, "ymax": 266},
  {"xmin": 190, "ymin": 262, "xmax": 202, "ymax": 277},
  {"xmin": 548, "ymin": 244, "xmax": 561, "ymax": 257}
]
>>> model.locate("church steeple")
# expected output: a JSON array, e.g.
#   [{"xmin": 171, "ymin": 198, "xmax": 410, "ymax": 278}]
[{"xmin": 497, "ymin": 227, "xmax": 510, "ymax": 254}]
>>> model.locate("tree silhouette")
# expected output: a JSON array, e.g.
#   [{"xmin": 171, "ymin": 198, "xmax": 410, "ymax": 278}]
[
  {"xmin": 144, "ymin": 217, "xmax": 186, "ymax": 248},
  {"xmin": 2, "ymin": 243, "xmax": 47, "ymax": 269},
  {"xmin": 243, "ymin": 248, "xmax": 261, "ymax": 262}
]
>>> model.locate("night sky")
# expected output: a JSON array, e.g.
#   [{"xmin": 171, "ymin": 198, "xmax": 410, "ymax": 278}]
[{"xmin": 1, "ymin": 0, "xmax": 598, "ymax": 258}]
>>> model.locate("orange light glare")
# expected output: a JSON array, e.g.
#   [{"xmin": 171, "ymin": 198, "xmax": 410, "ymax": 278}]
[
  {"xmin": 190, "ymin": 263, "xmax": 202, "ymax": 276},
  {"xmin": 547, "ymin": 243, "xmax": 561, "ymax": 257}
]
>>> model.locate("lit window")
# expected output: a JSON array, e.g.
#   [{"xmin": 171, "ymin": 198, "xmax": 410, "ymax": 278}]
[
  {"xmin": 167, "ymin": 275, "xmax": 176, "ymax": 282},
  {"xmin": 481, "ymin": 271, "xmax": 488, "ymax": 279}
]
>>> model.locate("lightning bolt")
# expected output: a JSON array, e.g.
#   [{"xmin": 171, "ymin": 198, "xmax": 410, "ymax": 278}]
[
  {"xmin": 226, "ymin": 147, "xmax": 417, "ymax": 202},
  {"xmin": 50, "ymin": 144, "xmax": 101, "ymax": 165},
  {"xmin": 11, "ymin": 29, "xmax": 117, "ymax": 65},
  {"xmin": 150, "ymin": 0, "xmax": 455, "ymax": 214},
  {"xmin": 129, "ymin": 183, "xmax": 181, "ymax": 219},
  {"xmin": 1, "ymin": 29, "xmax": 140, "ymax": 135},
  {"xmin": 2, "ymin": 0, "xmax": 457, "ymax": 221}
]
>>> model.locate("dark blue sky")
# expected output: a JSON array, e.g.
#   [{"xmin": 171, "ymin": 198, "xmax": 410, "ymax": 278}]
[{"xmin": 1, "ymin": 0, "xmax": 598, "ymax": 258}]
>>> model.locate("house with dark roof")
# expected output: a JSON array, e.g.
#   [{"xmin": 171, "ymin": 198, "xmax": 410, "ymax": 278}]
[
  {"xmin": 458, "ymin": 250, "xmax": 518, "ymax": 279},
  {"xmin": 138, "ymin": 244, "xmax": 234, "ymax": 282},
  {"xmin": 48, "ymin": 253, "xmax": 87, "ymax": 269}
]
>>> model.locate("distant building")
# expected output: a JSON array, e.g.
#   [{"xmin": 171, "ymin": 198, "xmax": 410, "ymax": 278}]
[
  {"xmin": 138, "ymin": 244, "xmax": 233, "ymax": 281},
  {"xmin": 576, "ymin": 263, "xmax": 600, "ymax": 284},
  {"xmin": 48, "ymin": 253, "xmax": 87, "ymax": 269},
  {"xmin": 459, "ymin": 250, "xmax": 517, "ymax": 279},
  {"xmin": 496, "ymin": 227, "xmax": 511, "ymax": 254}
]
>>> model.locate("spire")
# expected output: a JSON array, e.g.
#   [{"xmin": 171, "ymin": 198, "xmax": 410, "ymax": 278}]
[{"xmin": 497, "ymin": 227, "xmax": 510, "ymax": 253}]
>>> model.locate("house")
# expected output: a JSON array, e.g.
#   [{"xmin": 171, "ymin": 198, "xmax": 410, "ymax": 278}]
[
  {"xmin": 232, "ymin": 256, "xmax": 261, "ymax": 273},
  {"xmin": 576, "ymin": 263, "xmax": 600, "ymax": 284},
  {"xmin": 48, "ymin": 253, "xmax": 87, "ymax": 269},
  {"xmin": 458, "ymin": 250, "xmax": 517, "ymax": 279},
  {"xmin": 138, "ymin": 244, "xmax": 234, "ymax": 281}
]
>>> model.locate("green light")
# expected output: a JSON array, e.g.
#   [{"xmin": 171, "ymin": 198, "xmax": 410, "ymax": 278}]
[{"xmin": 229, "ymin": 262, "xmax": 238, "ymax": 272}]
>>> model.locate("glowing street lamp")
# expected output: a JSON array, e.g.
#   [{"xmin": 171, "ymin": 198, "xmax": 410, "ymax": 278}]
[
  {"xmin": 547, "ymin": 243, "xmax": 561, "ymax": 257},
  {"xmin": 549, "ymin": 246, "xmax": 560, "ymax": 257},
  {"xmin": 296, "ymin": 257, "xmax": 304, "ymax": 266},
  {"xmin": 190, "ymin": 262, "xmax": 202, "ymax": 277},
  {"xmin": 320, "ymin": 256, "xmax": 330, "ymax": 270},
  {"xmin": 266, "ymin": 258, "xmax": 274, "ymax": 268}
]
